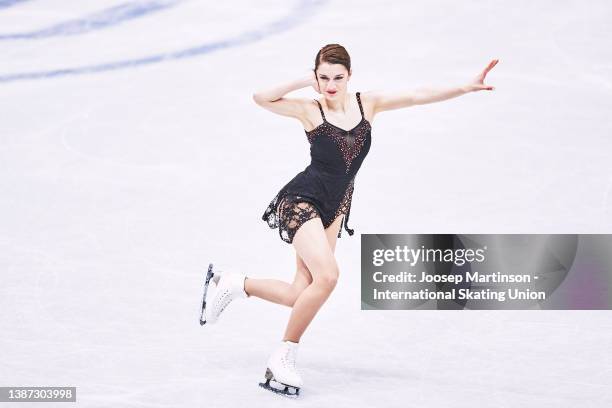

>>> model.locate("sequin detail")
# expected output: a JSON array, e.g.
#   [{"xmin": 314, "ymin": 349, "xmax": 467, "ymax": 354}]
[{"xmin": 307, "ymin": 92, "xmax": 369, "ymax": 174}]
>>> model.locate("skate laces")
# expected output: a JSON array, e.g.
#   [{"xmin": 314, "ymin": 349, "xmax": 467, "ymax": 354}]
[
  {"xmin": 216, "ymin": 287, "xmax": 233, "ymax": 315},
  {"xmin": 212, "ymin": 272, "xmax": 246, "ymax": 319},
  {"xmin": 283, "ymin": 348, "xmax": 297, "ymax": 371},
  {"xmin": 214, "ymin": 276, "xmax": 234, "ymax": 316}
]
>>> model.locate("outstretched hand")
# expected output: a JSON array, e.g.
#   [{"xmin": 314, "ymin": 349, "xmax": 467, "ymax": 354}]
[{"xmin": 467, "ymin": 59, "xmax": 498, "ymax": 92}]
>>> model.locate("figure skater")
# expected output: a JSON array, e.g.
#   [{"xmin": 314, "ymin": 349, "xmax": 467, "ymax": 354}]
[{"xmin": 201, "ymin": 43, "xmax": 498, "ymax": 396}]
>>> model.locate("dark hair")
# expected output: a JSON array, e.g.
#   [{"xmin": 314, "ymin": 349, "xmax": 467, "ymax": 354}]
[{"xmin": 314, "ymin": 44, "xmax": 351, "ymax": 73}]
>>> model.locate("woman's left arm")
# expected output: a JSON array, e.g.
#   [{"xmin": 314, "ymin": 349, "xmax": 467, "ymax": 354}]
[{"xmin": 371, "ymin": 59, "xmax": 499, "ymax": 114}]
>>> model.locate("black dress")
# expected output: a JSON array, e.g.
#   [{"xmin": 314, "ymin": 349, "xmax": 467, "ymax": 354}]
[{"xmin": 262, "ymin": 92, "xmax": 372, "ymax": 244}]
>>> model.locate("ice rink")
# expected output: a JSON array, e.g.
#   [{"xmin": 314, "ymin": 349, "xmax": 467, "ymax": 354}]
[{"xmin": 1, "ymin": 0, "xmax": 611, "ymax": 406}]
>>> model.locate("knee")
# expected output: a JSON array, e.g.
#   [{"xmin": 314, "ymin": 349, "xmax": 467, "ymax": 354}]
[{"xmin": 314, "ymin": 264, "xmax": 339, "ymax": 291}]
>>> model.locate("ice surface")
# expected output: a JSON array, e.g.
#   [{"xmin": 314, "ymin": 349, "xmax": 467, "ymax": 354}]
[{"xmin": 1, "ymin": 0, "xmax": 611, "ymax": 407}]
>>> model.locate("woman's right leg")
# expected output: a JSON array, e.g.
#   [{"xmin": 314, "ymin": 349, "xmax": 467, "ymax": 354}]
[
  {"xmin": 244, "ymin": 198, "xmax": 317, "ymax": 307},
  {"xmin": 244, "ymin": 255, "xmax": 312, "ymax": 307}
]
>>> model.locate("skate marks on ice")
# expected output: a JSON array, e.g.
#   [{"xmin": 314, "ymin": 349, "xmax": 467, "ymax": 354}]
[
  {"xmin": 57, "ymin": 106, "xmax": 198, "ymax": 168},
  {"xmin": 0, "ymin": 0, "xmax": 328, "ymax": 82}
]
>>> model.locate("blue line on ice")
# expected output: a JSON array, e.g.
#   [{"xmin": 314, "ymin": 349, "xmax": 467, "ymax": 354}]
[
  {"xmin": 0, "ymin": 1, "xmax": 180, "ymax": 40},
  {"xmin": 0, "ymin": 0, "xmax": 29, "ymax": 10},
  {"xmin": 0, "ymin": 0, "xmax": 327, "ymax": 83}
]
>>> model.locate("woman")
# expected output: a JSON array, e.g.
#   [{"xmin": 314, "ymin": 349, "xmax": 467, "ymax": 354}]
[{"xmin": 203, "ymin": 44, "xmax": 498, "ymax": 396}]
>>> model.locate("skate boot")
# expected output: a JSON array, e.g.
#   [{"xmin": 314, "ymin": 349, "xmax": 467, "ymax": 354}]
[
  {"xmin": 200, "ymin": 264, "xmax": 248, "ymax": 325},
  {"xmin": 259, "ymin": 340, "xmax": 303, "ymax": 397}
]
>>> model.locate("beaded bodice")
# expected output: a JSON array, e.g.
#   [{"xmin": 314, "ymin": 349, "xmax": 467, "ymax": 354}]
[{"xmin": 305, "ymin": 92, "xmax": 371, "ymax": 178}]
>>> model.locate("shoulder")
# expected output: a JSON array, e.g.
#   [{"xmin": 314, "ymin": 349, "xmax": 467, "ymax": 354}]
[
  {"xmin": 302, "ymin": 98, "xmax": 325, "ymax": 131},
  {"xmin": 355, "ymin": 91, "xmax": 380, "ymax": 121},
  {"xmin": 356, "ymin": 90, "xmax": 382, "ymax": 104}
]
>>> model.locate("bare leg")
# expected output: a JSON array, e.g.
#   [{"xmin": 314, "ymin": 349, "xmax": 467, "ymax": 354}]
[
  {"xmin": 244, "ymin": 256, "xmax": 312, "ymax": 307},
  {"xmin": 282, "ymin": 214, "xmax": 343, "ymax": 343}
]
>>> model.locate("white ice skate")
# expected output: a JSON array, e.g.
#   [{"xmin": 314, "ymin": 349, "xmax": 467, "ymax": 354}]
[
  {"xmin": 259, "ymin": 340, "xmax": 303, "ymax": 397},
  {"xmin": 199, "ymin": 264, "xmax": 247, "ymax": 325}
]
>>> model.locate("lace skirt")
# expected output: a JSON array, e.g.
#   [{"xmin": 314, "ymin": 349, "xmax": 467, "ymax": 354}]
[{"xmin": 262, "ymin": 179, "xmax": 355, "ymax": 244}]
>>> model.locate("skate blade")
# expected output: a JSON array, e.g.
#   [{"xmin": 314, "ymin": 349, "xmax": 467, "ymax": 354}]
[
  {"xmin": 258, "ymin": 369, "xmax": 300, "ymax": 398},
  {"xmin": 258, "ymin": 380, "xmax": 300, "ymax": 398},
  {"xmin": 199, "ymin": 263, "xmax": 215, "ymax": 326}
]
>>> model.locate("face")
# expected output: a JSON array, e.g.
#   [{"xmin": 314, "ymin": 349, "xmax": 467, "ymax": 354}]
[{"xmin": 315, "ymin": 62, "xmax": 351, "ymax": 99}]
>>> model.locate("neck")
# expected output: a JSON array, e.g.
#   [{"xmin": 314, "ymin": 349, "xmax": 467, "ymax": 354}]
[{"xmin": 324, "ymin": 92, "xmax": 349, "ymax": 112}]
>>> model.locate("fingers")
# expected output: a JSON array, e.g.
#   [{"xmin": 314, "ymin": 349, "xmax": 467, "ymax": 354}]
[
  {"xmin": 480, "ymin": 61, "xmax": 498, "ymax": 82},
  {"xmin": 484, "ymin": 59, "xmax": 499, "ymax": 74},
  {"xmin": 474, "ymin": 84, "xmax": 495, "ymax": 91}
]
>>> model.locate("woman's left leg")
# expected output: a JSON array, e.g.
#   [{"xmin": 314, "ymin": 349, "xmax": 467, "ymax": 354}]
[{"xmin": 281, "ymin": 213, "xmax": 344, "ymax": 342}]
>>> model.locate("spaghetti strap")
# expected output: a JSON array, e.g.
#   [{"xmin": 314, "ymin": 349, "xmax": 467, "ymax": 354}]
[
  {"xmin": 356, "ymin": 92, "xmax": 364, "ymax": 119},
  {"xmin": 314, "ymin": 100, "xmax": 326, "ymax": 122}
]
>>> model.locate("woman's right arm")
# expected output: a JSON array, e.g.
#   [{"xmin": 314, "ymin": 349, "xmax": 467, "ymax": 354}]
[{"xmin": 252, "ymin": 72, "xmax": 319, "ymax": 120}]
